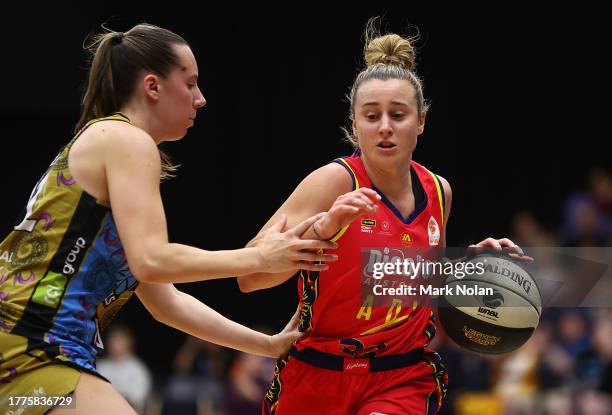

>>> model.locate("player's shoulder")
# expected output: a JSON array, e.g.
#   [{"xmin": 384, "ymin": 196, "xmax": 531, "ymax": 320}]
[
  {"xmin": 436, "ymin": 175, "xmax": 451, "ymax": 198},
  {"xmin": 80, "ymin": 119, "xmax": 159, "ymax": 160},
  {"xmin": 302, "ymin": 159, "xmax": 355, "ymax": 194}
]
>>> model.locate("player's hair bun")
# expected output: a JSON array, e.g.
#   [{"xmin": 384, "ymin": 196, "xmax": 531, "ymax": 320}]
[{"xmin": 364, "ymin": 34, "xmax": 416, "ymax": 71}]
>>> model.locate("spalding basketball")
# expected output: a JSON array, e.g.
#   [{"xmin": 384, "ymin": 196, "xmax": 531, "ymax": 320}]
[{"xmin": 437, "ymin": 252, "xmax": 541, "ymax": 354}]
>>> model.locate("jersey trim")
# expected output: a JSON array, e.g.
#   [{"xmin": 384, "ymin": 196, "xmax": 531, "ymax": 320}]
[
  {"xmin": 422, "ymin": 168, "xmax": 445, "ymax": 227},
  {"xmin": 329, "ymin": 159, "xmax": 360, "ymax": 242}
]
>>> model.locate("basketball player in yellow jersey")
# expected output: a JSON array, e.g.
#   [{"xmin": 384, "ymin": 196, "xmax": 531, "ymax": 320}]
[{"xmin": 0, "ymin": 24, "xmax": 339, "ymax": 415}]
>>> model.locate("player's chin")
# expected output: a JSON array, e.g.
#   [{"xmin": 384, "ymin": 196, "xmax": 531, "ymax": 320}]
[{"xmin": 169, "ymin": 128, "xmax": 190, "ymax": 141}]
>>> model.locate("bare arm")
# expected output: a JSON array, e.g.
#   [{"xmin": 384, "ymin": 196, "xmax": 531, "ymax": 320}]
[
  {"xmin": 103, "ymin": 125, "xmax": 336, "ymax": 283},
  {"xmin": 136, "ymin": 283, "xmax": 300, "ymax": 357},
  {"xmin": 238, "ymin": 163, "xmax": 380, "ymax": 292}
]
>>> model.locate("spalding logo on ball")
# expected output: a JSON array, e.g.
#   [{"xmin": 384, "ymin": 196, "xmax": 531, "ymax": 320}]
[
  {"xmin": 482, "ymin": 290, "xmax": 504, "ymax": 308},
  {"xmin": 437, "ymin": 252, "xmax": 541, "ymax": 354}
]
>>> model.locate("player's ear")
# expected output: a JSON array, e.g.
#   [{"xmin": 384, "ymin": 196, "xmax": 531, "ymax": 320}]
[
  {"xmin": 143, "ymin": 74, "xmax": 161, "ymax": 101},
  {"xmin": 417, "ymin": 111, "xmax": 426, "ymax": 135}
]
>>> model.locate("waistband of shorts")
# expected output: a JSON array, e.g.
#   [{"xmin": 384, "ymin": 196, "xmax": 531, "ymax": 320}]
[{"xmin": 288, "ymin": 346, "xmax": 425, "ymax": 373}]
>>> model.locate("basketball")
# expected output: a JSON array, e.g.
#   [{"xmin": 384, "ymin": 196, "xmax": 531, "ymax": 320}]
[{"xmin": 437, "ymin": 252, "xmax": 542, "ymax": 354}]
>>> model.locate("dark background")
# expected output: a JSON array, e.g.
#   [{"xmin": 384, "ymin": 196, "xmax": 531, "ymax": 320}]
[{"xmin": 1, "ymin": 2, "xmax": 608, "ymax": 372}]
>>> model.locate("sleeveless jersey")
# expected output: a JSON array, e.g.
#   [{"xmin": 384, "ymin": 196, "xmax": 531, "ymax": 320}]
[
  {"xmin": 295, "ymin": 152, "xmax": 446, "ymax": 357},
  {"xmin": 0, "ymin": 113, "xmax": 139, "ymax": 379}
]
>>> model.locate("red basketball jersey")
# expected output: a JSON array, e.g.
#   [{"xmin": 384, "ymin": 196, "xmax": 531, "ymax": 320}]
[{"xmin": 295, "ymin": 153, "xmax": 446, "ymax": 357}]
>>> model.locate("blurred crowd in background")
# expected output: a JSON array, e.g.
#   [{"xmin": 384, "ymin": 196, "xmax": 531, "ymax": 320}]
[{"xmin": 97, "ymin": 167, "xmax": 612, "ymax": 415}]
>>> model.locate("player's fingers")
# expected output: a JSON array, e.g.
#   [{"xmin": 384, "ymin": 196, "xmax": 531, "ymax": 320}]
[
  {"xmin": 508, "ymin": 253, "xmax": 534, "ymax": 262},
  {"xmin": 356, "ymin": 187, "xmax": 381, "ymax": 202},
  {"xmin": 294, "ymin": 252, "xmax": 338, "ymax": 263},
  {"xmin": 502, "ymin": 244, "xmax": 524, "ymax": 257},
  {"xmin": 348, "ymin": 193, "xmax": 378, "ymax": 211},
  {"xmin": 330, "ymin": 205, "xmax": 360, "ymax": 217},
  {"xmin": 267, "ymin": 214, "xmax": 287, "ymax": 234},
  {"xmin": 283, "ymin": 328, "xmax": 303, "ymax": 344},
  {"xmin": 287, "ymin": 305, "xmax": 301, "ymax": 329},
  {"xmin": 298, "ymin": 262, "xmax": 330, "ymax": 272},
  {"xmin": 297, "ymin": 239, "xmax": 339, "ymax": 250},
  {"xmin": 287, "ymin": 212, "xmax": 327, "ymax": 237},
  {"xmin": 498, "ymin": 238, "xmax": 517, "ymax": 248},
  {"xmin": 476, "ymin": 237, "xmax": 503, "ymax": 251},
  {"xmin": 342, "ymin": 196, "xmax": 374, "ymax": 211}
]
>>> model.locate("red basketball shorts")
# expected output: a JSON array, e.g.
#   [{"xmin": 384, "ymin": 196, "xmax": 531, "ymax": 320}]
[{"xmin": 262, "ymin": 348, "xmax": 447, "ymax": 415}]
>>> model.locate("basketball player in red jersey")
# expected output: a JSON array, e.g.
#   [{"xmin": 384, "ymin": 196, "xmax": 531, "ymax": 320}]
[{"xmin": 238, "ymin": 23, "xmax": 526, "ymax": 415}]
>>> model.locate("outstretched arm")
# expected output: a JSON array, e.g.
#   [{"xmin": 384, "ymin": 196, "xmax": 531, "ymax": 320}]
[
  {"xmin": 136, "ymin": 282, "xmax": 300, "ymax": 358},
  {"xmin": 103, "ymin": 125, "xmax": 336, "ymax": 283}
]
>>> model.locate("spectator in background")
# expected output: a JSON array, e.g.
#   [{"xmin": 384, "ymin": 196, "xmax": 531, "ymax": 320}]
[
  {"xmin": 158, "ymin": 336, "xmax": 226, "ymax": 415},
  {"xmin": 593, "ymin": 311, "xmax": 612, "ymax": 396},
  {"xmin": 562, "ymin": 167, "xmax": 612, "ymax": 246},
  {"xmin": 223, "ymin": 352, "xmax": 274, "ymax": 415},
  {"xmin": 576, "ymin": 311, "xmax": 612, "ymax": 415},
  {"xmin": 97, "ymin": 325, "xmax": 152, "ymax": 413},
  {"xmin": 511, "ymin": 211, "xmax": 558, "ymax": 247},
  {"xmin": 491, "ymin": 324, "xmax": 552, "ymax": 415}
]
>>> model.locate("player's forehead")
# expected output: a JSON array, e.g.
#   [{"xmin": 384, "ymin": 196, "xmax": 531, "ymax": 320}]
[
  {"xmin": 172, "ymin": 43, "xmax": 198, "ymax": 78},
  {"xmin": 356, "ymin": 79, "xmax": 416, "ymax": 107}
]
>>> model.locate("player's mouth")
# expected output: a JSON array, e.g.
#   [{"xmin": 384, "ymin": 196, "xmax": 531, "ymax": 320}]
[{"xmin": 377, "ymin": 141, "xmax": 397, "ymax": 150}]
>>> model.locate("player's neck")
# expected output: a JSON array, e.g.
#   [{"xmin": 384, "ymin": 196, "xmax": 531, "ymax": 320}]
[
  {"xmin": 361, "ymin": 156, "xmax": 413, "ymax": 202},
  {"xmin": 120, "ymin": 102, "xmax": 164, "ymax": 144}
]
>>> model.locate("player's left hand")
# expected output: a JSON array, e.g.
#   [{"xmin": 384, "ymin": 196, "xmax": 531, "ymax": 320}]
[
  {"xmin": 268, "ymin": 305, "xmax": 303, "ymax": 357},
  {"xmin": 467, "ymin": 237, "xmax": 534, "ymax": 262}
]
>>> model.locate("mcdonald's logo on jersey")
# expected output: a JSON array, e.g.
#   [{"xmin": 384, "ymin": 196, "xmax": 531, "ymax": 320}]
[{"xmin": 400, "ymin": 232, "xmax": 412, "ymax": 246}]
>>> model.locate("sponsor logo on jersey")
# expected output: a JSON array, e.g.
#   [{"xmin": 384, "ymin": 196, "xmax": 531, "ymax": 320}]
[
  {"xmin": 343, "ymin": 358, "xmax": 370, "ymax": 373},
  {"xmin": 428, "ymin": 216, "xmax": 440, "ymax": 246},
  {"xmin": 63, "ymin": 237, "xmax": 87, "ymax": 275},
  {"xmin": 361, "ymin": 219, "xmax": 376, "ymax": 234},
  {"xmin": 32, "ymin": 271, "xmax": 67, "ymax": 308}
]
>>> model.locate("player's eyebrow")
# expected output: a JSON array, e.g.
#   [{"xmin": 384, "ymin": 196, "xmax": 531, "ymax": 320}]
[{"xmin": 361, "ymin": 101, "xmax": 409, "ymax": 107}]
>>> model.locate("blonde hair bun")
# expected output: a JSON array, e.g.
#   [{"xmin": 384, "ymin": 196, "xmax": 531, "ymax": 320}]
[{"xmin": 364, "ymin": 34, "xmax": 416, "ymax": 71}]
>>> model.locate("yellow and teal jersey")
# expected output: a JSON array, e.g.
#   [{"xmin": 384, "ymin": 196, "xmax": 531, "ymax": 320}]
[{"xmin": 0, "ymin": 113, "xmax": 139, "ymax": 380}]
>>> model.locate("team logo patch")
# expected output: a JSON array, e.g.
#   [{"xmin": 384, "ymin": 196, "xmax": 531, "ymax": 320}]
[
  {"xmin": 378, "ymin": 221, "xmax": 392, "ymax": 235},
  {"xmin": 428, "ymin": 216, "xmax": 440, "ymax": 246}
]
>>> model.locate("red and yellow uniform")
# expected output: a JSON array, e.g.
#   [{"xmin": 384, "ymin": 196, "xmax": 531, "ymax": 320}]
[{"xmin": 263, "ymin": 152, "xmax": 448, "ymax": 415}]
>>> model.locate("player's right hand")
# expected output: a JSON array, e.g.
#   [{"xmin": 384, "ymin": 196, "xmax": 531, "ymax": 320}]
[
  {"xmin": 256, "ymin": 213, "xmax": 339, "ymax": 273},
  {"xmin": 315, "ymin": 187, "xmax": 381, "ymax": 239}
]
